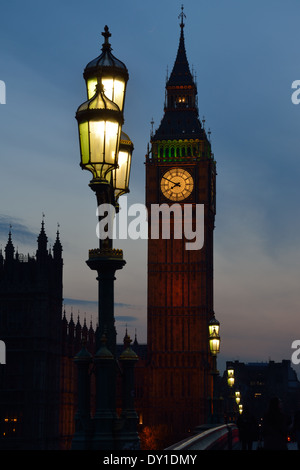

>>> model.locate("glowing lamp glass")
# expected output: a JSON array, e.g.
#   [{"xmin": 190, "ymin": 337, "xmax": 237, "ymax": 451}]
[
  {"xmin": 87, "ymin": 78, "xmax": 126, "ymax": 113},
  {"xmin": 76, "ymin": 84, "xmax": 123, "ymax": 181},
  {"xmin": 209, "ymin": 332, "xmax": 220, "ymax": 356},
  {"xmin": 209, "ymin": 323, "xmax": 220, "ymax": 337},
  {"xmin": 209, "ymin": 316, "xmax": 220, "ymax": 337},
  {"xmin": 112, "ymin": 132, "xmax": 133, "ymax": 200},
  {"xmin": 228, "ymin": 377, "xmax": 235, "ymax": 387},
  {"xmin": 227, "ymin": 368, "xmax": 234, "ymax": 387},
  {"xmin": 102, "ymin": 78, "xmax": 125, "ymax": 111},
  {"xmin": 87, "ymin": 78, "xmax": 98, "ymax": 101}
]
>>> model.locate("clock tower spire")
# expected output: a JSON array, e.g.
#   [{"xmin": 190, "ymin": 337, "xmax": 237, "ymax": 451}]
[{"xmin": 145, "ymin": 8, "xmax": 217, "ymax": 445}]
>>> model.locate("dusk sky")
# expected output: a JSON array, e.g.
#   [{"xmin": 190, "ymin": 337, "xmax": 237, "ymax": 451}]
[{"xmin": 0, "ymin": 0, "xmax": 300, "ymax": 376}]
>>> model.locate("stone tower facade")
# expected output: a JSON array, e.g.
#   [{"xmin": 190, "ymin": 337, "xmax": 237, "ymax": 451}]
[{"xmin": 144, "ymin": 13, "xmax": 217, "ymax": 443}]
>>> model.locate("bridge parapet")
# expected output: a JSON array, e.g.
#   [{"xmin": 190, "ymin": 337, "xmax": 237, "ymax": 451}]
[{"xmin": 165, "ymin": 424, "xmax": 239, "ymax": 451}]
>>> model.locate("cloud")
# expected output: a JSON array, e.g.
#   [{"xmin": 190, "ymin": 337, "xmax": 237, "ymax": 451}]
[
  {"xmin": 64, "ymin": 297, "xmax": 133, "ymax": 310},
  {"xmin": 115, "ymin": 316, "xmax": 137, "ymax": 322},
  {"xmin": 63, "ymin": 299, "xmax": 138, "ymax": 325},
  {"xmin": 0, "ymin": 215, "xmax": 37, "ymax": 246}
]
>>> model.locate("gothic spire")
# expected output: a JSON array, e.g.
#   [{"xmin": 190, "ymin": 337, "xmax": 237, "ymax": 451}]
[
  {"xmin": 5, "ymin": 226, "xmax": 15, "ymax": 261},
  {"xmin": 53, "ymin": 224, "xmax": 62, "ymax": 258},
  {"xmin": 152, "ymin": 8, "xmax": 202, "ymax": 142},
  {"xmin": 167, "ymin": 6, "xmax": 195, "ymax": 87},
  {"xmin": 37, "ymin": 217, "xmax": 48, "ymax": 251}
]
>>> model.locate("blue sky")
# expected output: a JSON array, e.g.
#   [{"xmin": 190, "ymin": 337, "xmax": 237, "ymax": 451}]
[{"xmin": 0, "ymin": 0, "xmax": 300, "ymax": 375}]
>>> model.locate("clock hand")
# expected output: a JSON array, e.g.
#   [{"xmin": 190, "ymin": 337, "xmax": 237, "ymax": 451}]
[
  {"xmin": 162, "ymin": 176, "xmax": 175, "ymax": 184},
  {"xmin": 162, "ymin": 176, "xmax": 181, "ymax": 188}
]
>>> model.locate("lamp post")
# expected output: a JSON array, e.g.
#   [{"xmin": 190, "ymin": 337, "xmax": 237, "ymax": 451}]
[
  {"xmin": 235, "ymin": 390, "xmax": 241, "ymax": 405},
  {"xmin": 227, "ymin": 364, "xmax": 235, "ymax": 388},
  {"xmin": 208, "ymin": 314, "xmax": 222, "ymax": 424},
  {"xmin": 209, "ymin": 315, "xmax": 221, "ymax": 361},
  {"xmin": 73, "ymin": 26, "xmax": 137, "ymax": 450},
  {"xmin": 226, "ymin": 363, "xmax": 235, "ymax": 422}
]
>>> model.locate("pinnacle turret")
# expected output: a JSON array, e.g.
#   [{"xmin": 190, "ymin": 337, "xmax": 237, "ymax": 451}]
[
  {"xmin": 5, "ymin": 228, "xmax": 15, "ymax": 261},
  {"xmin": 37, "ymin": 219, "xmax": 48, "ymax": 258},
  {"xmin": 53, "ymin": 226, "xmax": 63, "ymax": 259}
]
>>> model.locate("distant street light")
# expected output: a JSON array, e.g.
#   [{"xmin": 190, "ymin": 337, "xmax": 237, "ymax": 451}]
[
  {"xmin": 227, "ymin": 365, "xmax": 235, "ymax": 388},
  {"xmin": 208, "ymin": 315, "xmax": 220, "ymax": 357},
  {"xmin": 208, "ymin": 314, "xmax": 222, "ymax": 424}
]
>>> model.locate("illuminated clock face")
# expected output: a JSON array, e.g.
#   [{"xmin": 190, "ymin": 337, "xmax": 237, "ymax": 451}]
[{"xmin": 160, "ymin": 168, "xmax": 194, "ymax": 201}]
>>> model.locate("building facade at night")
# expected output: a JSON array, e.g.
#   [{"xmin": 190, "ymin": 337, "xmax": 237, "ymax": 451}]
[
  {"xmin": 221, "ymin": 360, "xmax": 300, "ymax": 424},
  {"xmin": 0, "ymin": 223, "xmax": 143, "ymax": 449},
  {"xmin": 0, "ymin": 223, "xmax": 63, "ymax": 449},
  {"xmin": 143, "ymin": 13, "xmax": 217, "ymax": 445}
]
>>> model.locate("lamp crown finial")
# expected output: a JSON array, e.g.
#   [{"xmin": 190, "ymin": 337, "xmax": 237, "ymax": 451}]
[{"xmin": 102, "ymin": 25, "xmax": 112, "ymax": 49}]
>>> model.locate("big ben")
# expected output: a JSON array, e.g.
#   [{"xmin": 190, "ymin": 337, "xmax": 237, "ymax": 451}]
[{"xmin": 144, "ymin": 9, "xmax": 217, "ymax": 444}]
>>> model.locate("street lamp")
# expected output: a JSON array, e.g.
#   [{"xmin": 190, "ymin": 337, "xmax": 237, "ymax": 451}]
[
  {"xmin": 73, "ymin": 26, "xmax": 139, "ymax": 451},
  {"xmin": 76, "ymin": 79, "xmax": 127, "ymax": 354},
  {"xmin": 76, "ymin": 82, "xmax": 123, "ymax": 183},
  {"xmin": 83, "ymin": 25, "xmax": 129, "ymax": 112},
  {"xmin": 208, "ymin": 315, "xmax": 220, "ymax": 357},
  {"xmin": 113, "ymin": 131, "xmax": 134, "ymax": 202},
  {"xmin": 227, "ymin": 366, "xmax": 235, "ymax": 388},
  {"xmin": 208, "ymin": 314, "xmax": 222, "ymax": 424},
  {"xmin": 81, "ymin": 25, "xmax": 132, "ymax": 206},
  {"xmin": 225, "ymin": 364, "xmax": 235, "ymax": 422},
  {"xmin": 75, "ymin": 26, "xmax": 132, "ymax": 354}
]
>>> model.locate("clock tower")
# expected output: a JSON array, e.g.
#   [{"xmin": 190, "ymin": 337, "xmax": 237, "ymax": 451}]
[{"xmin": 145, "ymin": 10, "xmax": 217, "ymax": 443}]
